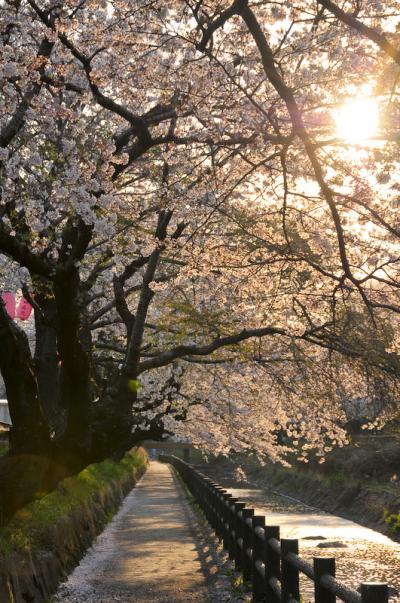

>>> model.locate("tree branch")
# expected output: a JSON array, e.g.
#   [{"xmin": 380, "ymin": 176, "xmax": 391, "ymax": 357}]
[
  {"xmin": 317, "ymin": 0, "xmax": 400, "ymax": 65},
  {"xmin": 137, "ymin": 325, "xmax": 286, "ymax": 373},
  {"xmin": 0, "ymin": 37, "xmax": 55, "ymax": 148},
  {"xmin": 0, "ymin": 224, "xmax": 52, "ymax": 277}
]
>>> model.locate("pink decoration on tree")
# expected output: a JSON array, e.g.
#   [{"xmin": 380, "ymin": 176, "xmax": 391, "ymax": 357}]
[
  {"xmin": 1, "ymin": 292, "xmax": 16, "ymax": 320},
  {"xmin": 17, "ymin": 297, "xmax": 33, "ymax": 321}
]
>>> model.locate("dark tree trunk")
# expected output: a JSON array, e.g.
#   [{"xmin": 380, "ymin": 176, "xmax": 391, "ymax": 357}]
[
  {"xmin": 91, "ymin": 368, "xmax": 137, "ymax": 460},
  {"xmin": 53, "ymin": 268, "xmax": 93, "ymax": 465},
  {"xmin": 0, "ymin": 301, "xmax": 51, "ymax": 454},
  {"xmin": 33, "ymin": 284, "xmax": 64, "ymax": 435}
]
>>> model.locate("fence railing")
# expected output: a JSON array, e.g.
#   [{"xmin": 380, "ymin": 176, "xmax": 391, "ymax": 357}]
[{"xmin": 160, "ymin": 454, "xmax": 389, "ymax": 603}]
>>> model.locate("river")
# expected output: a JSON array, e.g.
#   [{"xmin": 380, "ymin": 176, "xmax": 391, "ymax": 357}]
[{"xmin": 197, "ymin": 465, "xmax": 400, "ymax": 601}]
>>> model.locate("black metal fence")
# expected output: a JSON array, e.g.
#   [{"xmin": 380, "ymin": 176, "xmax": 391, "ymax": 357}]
[{"xmin": 160, "ymin": 454, "xmax": 389, "ymax": 603}]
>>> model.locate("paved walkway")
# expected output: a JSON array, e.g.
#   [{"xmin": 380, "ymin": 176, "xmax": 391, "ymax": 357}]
[{"xmin": 54, "ymin": 461, "xmax": 210, "ymax": 602}]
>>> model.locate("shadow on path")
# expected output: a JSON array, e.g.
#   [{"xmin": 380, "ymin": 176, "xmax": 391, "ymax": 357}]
[{"xmin": 54, "ymin": 461, "xmax": 211, "ymax": 603}]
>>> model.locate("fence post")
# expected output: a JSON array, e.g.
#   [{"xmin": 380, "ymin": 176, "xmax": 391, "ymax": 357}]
[
  {"xmin": 252, "ymin": 515, "xmax": 266, "ymax": 602},
  {"xmin": 226, "ymin": 496, "xmax": 239, "ymax": 558},
  {"xmin": 203, "ymin": 478, "xmax": 213, "ymax": 523},
  {"xmin": 265, "ymin": 526, "xmax": 280, "ymax": 603},
  {"xmin": 233, "ymin": 501, "xmax": 246, "ymax": 570},
  {"xmin": 222, "ymin": 493, "xmax": 231, "ymax": 550},
  {"xmin": 215, "ymin": 487, "xmax": 226, "ymax": 540},
  {"xmin": 241, "ymin": 508, "xmax": 254, "ymax": 582},
  {"xmin": 360, "ymin": 584, "xmax": 389, "ymax": 603},
  {"xmin": 281, "ymin": 538, "xmax": 300, "ymax": 603},
  {"xmin": 314, "ymin": 557, "xmax": 336, "ymax": 603},
  {"xmin": 206, "ymin": 481, "xmax": 218, "ymax": 529}
]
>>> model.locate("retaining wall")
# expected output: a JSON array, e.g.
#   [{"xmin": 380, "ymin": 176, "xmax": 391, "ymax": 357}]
[{"xmin": 0, "ymin": 447, "xmax": 148, "ymax": 602}]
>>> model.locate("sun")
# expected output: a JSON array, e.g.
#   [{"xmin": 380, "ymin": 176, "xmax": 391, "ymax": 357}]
[{"xmin": 335, "ymin": 97, "xmax": 379, "ymax": 144}]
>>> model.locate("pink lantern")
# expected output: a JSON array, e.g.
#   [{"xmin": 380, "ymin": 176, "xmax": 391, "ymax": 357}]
[
  {"xmin": 1, "ymin": 292, "xmax": 16, "ymax": 320},
  {"xmin": 17, "ymin": 297, "xmax": 33, "ymax": 321}
]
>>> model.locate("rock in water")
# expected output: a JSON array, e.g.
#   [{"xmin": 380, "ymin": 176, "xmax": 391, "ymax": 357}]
[{"xmin": 317, "ymin": 541, "xmax": 348, "ymax": 548}]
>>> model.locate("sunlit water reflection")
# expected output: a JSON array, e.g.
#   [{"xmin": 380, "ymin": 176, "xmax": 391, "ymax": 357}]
[{"xmin": 199, "ymin": 471, "xmax": 400, "ymax": 601}]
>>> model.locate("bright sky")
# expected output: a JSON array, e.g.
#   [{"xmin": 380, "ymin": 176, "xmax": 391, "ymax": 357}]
[{"xmin": 335, "ymin": 97, "xmax": 380, "ymax": 144}]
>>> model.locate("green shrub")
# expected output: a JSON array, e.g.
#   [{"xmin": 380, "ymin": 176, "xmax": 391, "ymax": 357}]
[
  {"xmin": 384, "ymin": 509, "xmax": 400, "ymax": 535},
  {"xmin": 0, "ymin": 447, "xmax": 148, "ymax": 556}
]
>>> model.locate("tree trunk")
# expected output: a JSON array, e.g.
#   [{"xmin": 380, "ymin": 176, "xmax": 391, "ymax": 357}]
[
  {"xmin": 53, "ymin": 268, "xmax": 93, "ymax": 464},
  {"xmin": 33, "ymin": 284, "xmax": 64, "ymax": 435},
  {"xmin": 91, "ymin": 368, "xmax": 137, "ymax": 460},
  {"xmin": 0, "ymin": 301, "xmax": 51, "ymax": 454}
]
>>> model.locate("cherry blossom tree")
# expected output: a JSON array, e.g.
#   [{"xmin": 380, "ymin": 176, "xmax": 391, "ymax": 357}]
[{"xmin": 0, "ymin": 0, "xmax": 400, "ymax": 518}]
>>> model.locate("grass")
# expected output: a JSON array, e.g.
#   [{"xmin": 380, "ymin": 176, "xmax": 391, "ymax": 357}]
[
  {"xmin": 384, "ymin": 509, "xmax": 400, "ymax": 536},
  {"xmin": 0, "ymin": 447, "xmax": 148, "ymax": 556}
]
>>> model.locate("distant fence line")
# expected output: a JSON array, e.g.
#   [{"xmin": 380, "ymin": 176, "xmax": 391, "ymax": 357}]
[{"xmin": 160, "ymin": 455, "xmax": 389, "ymax": 603}]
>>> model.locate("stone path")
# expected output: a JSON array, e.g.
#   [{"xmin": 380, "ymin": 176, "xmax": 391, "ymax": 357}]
[{"xmin": 54, "ymin": 461, "xmax": 210, "ymax": 603}]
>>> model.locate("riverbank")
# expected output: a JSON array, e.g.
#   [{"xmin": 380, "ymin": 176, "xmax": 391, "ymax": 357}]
[
  {"xmin": 199, "ymin": 452, "xmax": 400, "ymax": 541},
  {"xmin": 256, "ymin": 463, "xmax": 398, "ymax": 536}
]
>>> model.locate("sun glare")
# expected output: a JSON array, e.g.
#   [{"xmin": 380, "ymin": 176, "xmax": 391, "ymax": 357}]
[{"xmin": 335, "ymin": 97, "xmax": 379, "ymax": 144}]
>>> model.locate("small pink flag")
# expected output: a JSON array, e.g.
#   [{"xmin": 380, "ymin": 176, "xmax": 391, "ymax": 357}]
[
  {"xmin": 17, "ymin": 297, "xmax": 33, "ymax": 321},
  {"xmin": 1, "ymin": 292, "xmax": 15, "ymax": 320}
]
